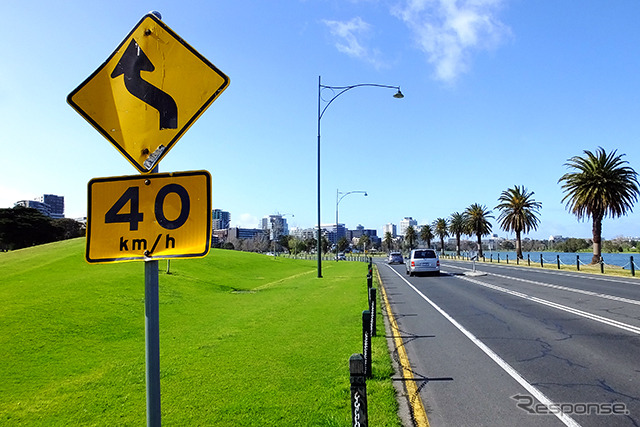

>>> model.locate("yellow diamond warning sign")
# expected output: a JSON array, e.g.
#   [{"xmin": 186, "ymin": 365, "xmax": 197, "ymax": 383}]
[{"xmin": 68, "ymin": 13, "xmax": 229, "ymax": 173}]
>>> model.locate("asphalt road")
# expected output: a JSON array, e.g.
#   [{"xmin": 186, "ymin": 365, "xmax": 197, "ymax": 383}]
[{"xmin": 376, "ymin": 258, "xmax": 640, "ymax": 427}]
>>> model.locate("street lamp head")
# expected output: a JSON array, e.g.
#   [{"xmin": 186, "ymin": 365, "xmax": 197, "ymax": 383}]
[
  {"xmin": 393, "ymin": 89, "xmax": 404, "ymax": 99},
  {"xmin": 364, "ymin": 192, "xmax": 368, "ymax": 197}
]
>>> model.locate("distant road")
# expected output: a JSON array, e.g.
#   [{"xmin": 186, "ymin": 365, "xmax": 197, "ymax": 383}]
[{"xmin": 376, "ymin": 258, "xmax": 640, "ymax": 427}]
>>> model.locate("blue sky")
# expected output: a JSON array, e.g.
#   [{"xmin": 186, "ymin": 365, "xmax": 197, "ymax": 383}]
[{"xmin": 2, "ymin": 0, "xmax": 640, "ymax": 240}]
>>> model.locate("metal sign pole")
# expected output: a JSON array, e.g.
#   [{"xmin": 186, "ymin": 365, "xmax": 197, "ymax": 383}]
[
  {"xmin": 145, "ymin": 164, "xmax": 161, "ymax": 426},
  {"xmin": 145, "ymin": 260, "xmax": 161, "ymax": 425}
]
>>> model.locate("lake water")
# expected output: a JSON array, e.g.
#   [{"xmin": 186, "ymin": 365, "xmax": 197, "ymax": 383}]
[{"xmin": 447, "ymin": 251, "xmax": 639, "ymax": 269}]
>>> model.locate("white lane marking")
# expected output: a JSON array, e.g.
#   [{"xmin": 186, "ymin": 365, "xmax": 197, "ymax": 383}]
[
  {"xmin": 444, "ymin": 264, "xmax": 640, "ymax": 306},
  {"xmin": 386, "ymin": 265, "xmax": 581, "ymax": 427},
  {"xmin": 451, "ymin": 273, "xmax": 640, "ymax": 336},
  {"xmin": 443, "ymin": 259, "xmax": 640, "ymax": 287}
]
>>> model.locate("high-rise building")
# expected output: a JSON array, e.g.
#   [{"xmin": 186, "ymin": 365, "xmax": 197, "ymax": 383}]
[
  {"xmin": 261, "ymin": 215, "xmax": 289, "ymax": 240},
  {"xmin": 37, "ymin": 194, "xmax": 64, "ymax": 219},
  {"xmin": 322, "ymin": 223, "xmax": 346, "ymax": 245},
  {"xmin": 399, "ymin": 217, "xmax": 417, "ymax": 236},
  {"xmin": 212, "ymin": 209, "xmax": 231, "ymax": 230},
  {"xmin": 383, "ymin": 223, "xmax": 397, "ymax": 238}
]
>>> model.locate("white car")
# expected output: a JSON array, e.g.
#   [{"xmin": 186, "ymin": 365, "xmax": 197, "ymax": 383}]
[{"xmin": 406, "ymin": 249, "xmax": 440, "ymax": 276}]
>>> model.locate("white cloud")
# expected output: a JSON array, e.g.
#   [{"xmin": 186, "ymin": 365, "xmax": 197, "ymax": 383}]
[
  {"xmin": 394, "ymin": 0, "xmax": 511, "ymax": 83},
  {"xmin": 322, "ymin": 17, "xmax": 384, "ymax": 67},
  {"xmin": 232, "ymin": 213, "xmax": 259, "ymax": 229}
]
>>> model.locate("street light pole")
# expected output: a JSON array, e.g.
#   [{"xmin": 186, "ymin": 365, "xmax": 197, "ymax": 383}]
[
  {"xmin": 317, "ymin": 76, "xmax": 322, "ymax": 277},
  {"xmin": 316, "ymin": 76, "xmax": 403, "ymax": 278},
  {"xmin": 336, "ymin": 189, "xmax": 367, "ymax": 261}
]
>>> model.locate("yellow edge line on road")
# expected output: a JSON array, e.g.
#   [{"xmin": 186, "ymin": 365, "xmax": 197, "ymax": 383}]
[{"xmin": 376, "ymin": 266, "xmax": 430, "ymax": 427}]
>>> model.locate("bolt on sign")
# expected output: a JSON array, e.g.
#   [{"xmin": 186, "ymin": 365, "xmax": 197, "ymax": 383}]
[
  {"xmin": 67, "ymin": 13, "xmax": 229, "ymax": 173},
  {"xmin": 86, "ymin": 171, "xmax": 211, "ymax": 263}
]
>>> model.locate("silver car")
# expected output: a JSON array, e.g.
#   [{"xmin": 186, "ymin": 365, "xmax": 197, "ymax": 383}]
[
  {"xmin": 387, "ymin": 252, "xmax": 404, "ymax": 264},
  {"xmin": 406, "ymin": 249, "xmax": 440, "ymax": 276}
]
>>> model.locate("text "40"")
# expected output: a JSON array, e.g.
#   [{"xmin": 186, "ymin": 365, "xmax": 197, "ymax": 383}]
[{"xmin": 105, "ymin": 184, "xmax": 190, "ymax": 231}]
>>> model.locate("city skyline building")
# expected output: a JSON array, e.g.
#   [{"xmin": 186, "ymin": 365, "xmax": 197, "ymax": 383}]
[
  {"xmin": 14, "ymin": 194, "xmax": 64, "ymax": 219},
  {"xmin": 261, "ymin": 214, "xmax": 290, "ymax": 240},
  {"xmin": 37, "ymin": 195, "xmax": 64, "ymax": 219},
  {"xmin": 399, "ymin": 217, "xmax": 417, "ymax": 236},
  {"xmin": 383, "ymin": 223, "xmax": 397, "ymax": 238},
  {"xmin": 212, "ymin": 209, "xmax": 231, "ymax": 230}
]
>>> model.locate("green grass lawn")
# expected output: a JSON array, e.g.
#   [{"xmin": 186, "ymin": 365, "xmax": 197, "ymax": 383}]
[{"xmin": 0, "ymin": 239, "xmax": 401, "ymax": 426}]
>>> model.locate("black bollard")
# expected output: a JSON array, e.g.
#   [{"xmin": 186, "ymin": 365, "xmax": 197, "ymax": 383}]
[
  {"xmin": 631, "ymin": 256, "xmax": 635, "ymax": 277},
  {"xmin": 349, "ymin": 354, "xmax": 368, "ymax": 427},
  {"xmin": 369, "ymin": 288, "xmax": 377, "ymax": 337},
  {"xmin": 362, "ymin": 310, "xmax": 372, "ymax": 378}
]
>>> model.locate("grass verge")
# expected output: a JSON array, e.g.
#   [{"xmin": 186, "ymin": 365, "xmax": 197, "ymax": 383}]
[{"xmin": 0, "ymin": 239, "xmax": 400, "ymax": 426}]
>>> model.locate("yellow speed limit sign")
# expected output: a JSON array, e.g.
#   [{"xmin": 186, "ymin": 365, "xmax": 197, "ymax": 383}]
[{"xmin": 87, "ymin": 171, "xmax": 211, "ymax": 263}]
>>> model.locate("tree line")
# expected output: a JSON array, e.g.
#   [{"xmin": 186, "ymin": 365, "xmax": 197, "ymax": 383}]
[
  {"xmin": 0, "ymin": 206, "xmax": 85, "ymax": 251},
  {"xmin": 393, "ymin": 148, "xmax": 639, "ymax": 265}
]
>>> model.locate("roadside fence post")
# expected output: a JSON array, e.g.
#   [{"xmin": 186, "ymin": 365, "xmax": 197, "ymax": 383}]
[
  {"xmin": 557, "ymin": 255, "xmax": 560, "ymax": 270},
  {"xmin": 600, "ymin": 256, "xmax": 605, "ymax": 274},
  {"xmin": 369, "ymin": 288, "xmax": 377, "ymax": 337},
  {"xmin": 527, "ymin": 254, "xmax": 530, "ymax": 266},
  {"xmin": 362, "ymin": 310, "xmax": 372, "ymax": 378},
  {"xmin": 540, "ymin": 254, "xmax": 544, "ymax": 268},
  {"xmin": 490, "ymin": 254, "xmax": 493, "ymax": 263},
  {"xmin": 497, "ymin": 254, "xmax": 500, "ymax": 263},
  {"xmin": 577, "ymin": 255, "xmax": 580, "ymax": 271},
  {"xmin": 349, "ymin": 354, "xmax": 368, "ymax": 427},
  {"xmin": 631, "ymin": 256, "xmax": 635, "ymax": 277},
  {"xmin": 506, "ymin": 254, "xmax": 509, "ymax": 264}
]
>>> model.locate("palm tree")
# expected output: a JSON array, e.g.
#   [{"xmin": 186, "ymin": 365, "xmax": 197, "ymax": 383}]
[
  {"xmin": 383, "ymin": 231, "xmax": 394, "ymax": 252},
  {"xmin": 420, "ymin": 224, "xmax": 433, "ymax": 248},
  {"xmin": 405, "ymin": 225, "xmax": 417, "ymax": 251},
  {"xmin": 433, "ymin": 218, "xmax": 449, "ymax": 254},
  {"xmin": 464, "ymin": 203, "xmax": 493, "ymax": 258},
  {"xmin": 495, "ymin": 185, "xmax": 542, "ymax": 260},
  {"xmin": 559, "ymin": 147, "xmax": 640, "ymax": 264},
  {"xmin": 449, "ymin": 212, "xmax": 467, "ymax": 256}
]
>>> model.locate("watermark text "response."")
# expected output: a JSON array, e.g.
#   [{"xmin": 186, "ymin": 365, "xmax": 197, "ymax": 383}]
[{"xmin": 511, "ymin": 394, "xmax": 629, "ymax": 416}]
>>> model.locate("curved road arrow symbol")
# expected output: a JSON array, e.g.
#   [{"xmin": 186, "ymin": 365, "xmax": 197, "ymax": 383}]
[{"xmin": 111, "ymin": 39, "xmax": 178, "ymax": 130}]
